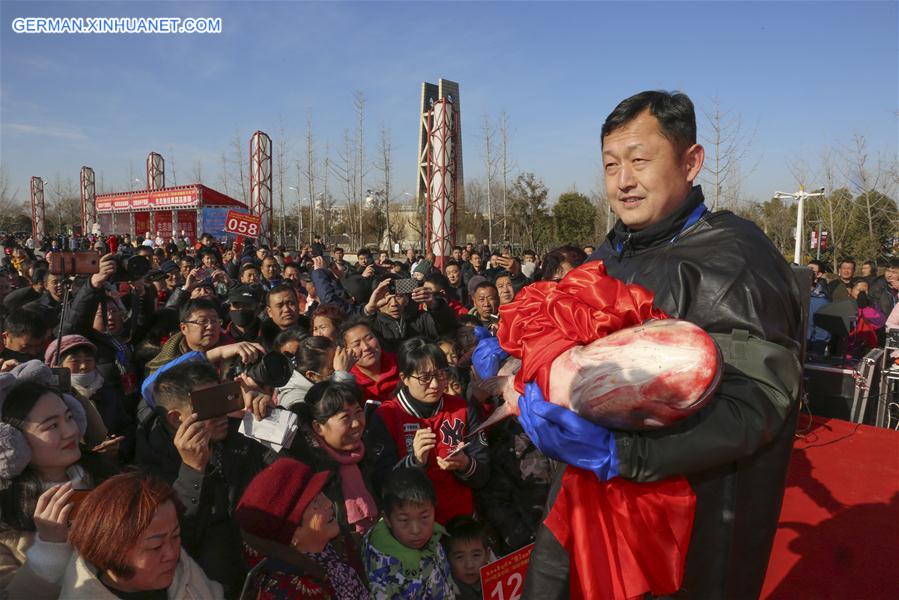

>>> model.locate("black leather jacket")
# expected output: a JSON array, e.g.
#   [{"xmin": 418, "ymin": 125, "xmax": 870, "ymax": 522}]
[{"xmin": 523, "ymin": 187, "xmax": 803, "ymax": 600}]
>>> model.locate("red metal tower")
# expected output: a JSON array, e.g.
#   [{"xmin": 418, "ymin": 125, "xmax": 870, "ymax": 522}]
[
  {"xmin": 80, "ymin": 166, "xmax": 96, "ymax": 235},
  {"xmin": 423, "ymin": 98, "xmax": 458, "ymax": 269},
  {"xmin": 250, "ymin": 131, "xmax": 273, "ymax": 245},
  {"xmin": 30, "ymin": 176, "xmax": 46, "ymax": 243}
]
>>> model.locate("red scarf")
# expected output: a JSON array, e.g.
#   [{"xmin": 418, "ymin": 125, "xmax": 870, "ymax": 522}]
[{"xmin": 497, "ymin": 261, "xmax": 695, "ymax": 599}]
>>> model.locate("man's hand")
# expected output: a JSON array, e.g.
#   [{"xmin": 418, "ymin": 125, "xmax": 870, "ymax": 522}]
[
  {"xmin": 235, "ymin": 372, "xmax": 274, "ymax": 421},
  {"xmin": 312, "ymin": 256, "xmax": 326, "ymax": 271},
  {"xmin": 333, "ymin": 345, "xmax": 357, "ymax": 372},
  {"xmin": 365, "ymin": 278, "xmax": 393, "ymax": 314},
  {"xmin": 33, "ymin": 483, "xmax": 75, "ymax": 543},
  {"xmin": 90, "ymin": 254, "xmax": 117, "ymax": 289},
  {"xmin": 129, "ymin": 278, "xmax": 146, "ymax": 296},
  {"xmin": 173, "ymin": 413, "xmax": 211, "ymax": 472},
  {"xmin": 412, "ymin": 427, "xmax": 437, "ymax": 465},
  {"xmin": 410, "ymin": 286, "xmax": 435, "ymax": 308},
  {"xmin": 182, "ymin": 268, "xmax": 202, "ymax": 292},
  {"xmin": 206, "ymin": 342, "xmax": 264, "ymax": 364},
  {"xmin": 361, "ymin": 265, "xmax": 375, "ymax": 279},
  {"xmin": 0, "ymin": 359, "xmax": 19, "ymax": 373}
]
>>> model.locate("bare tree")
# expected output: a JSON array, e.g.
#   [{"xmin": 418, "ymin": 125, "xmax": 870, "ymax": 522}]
[
  {"xmin": 275, "ymin": 120, "xmax": 291, "ymax": 246},
  {"xmin": 321, "ymin": 143, "xmax": 336, "ymax": 242},
  {"xmin": 699, "ymin": 98, "xmax": 757, "ymax": 211},
  {"xmin": 482, "ymin": 116, "xmax": 498, "ymax": 246},
  {"xmin": 231, "ymin": 132, "xmax": 248, "ymax": 204},
  {"xmin": 0, "ymin": 166, "xmax": 26, "ymax": 231},
  {"xmin": 191, "ymin": 160, "xmax": 204, "ymax": 185},
  {"xmin": 354, "ymin": 91, "xmax": 367, "ymax": 246},
  {"xmin": 374, "ymin": 126, "xmax": 393, "ymax": 253},
  {"xmin": 498, "ymin": 111, "xmax": 514, "ymax": 243},
  {"xmin": 219, "ymin": 152, "xmax": 230, "ymax": 196},
  {"xmin": 168, "ymin": 147, "xmax": 177, "ymax": 186},
  {"xmin": 303, "ymin": 115, "xmax": 318, "ymax": 245},
  {"xmin": 332, "ymin": 129, "xmax": 359, "ymax": 248}
]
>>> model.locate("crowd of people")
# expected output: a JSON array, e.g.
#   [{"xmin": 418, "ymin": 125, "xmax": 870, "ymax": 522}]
[
  {"xmin": 0, "ymin": 225, "xmax": 591, "ymax": 599},
  {"xmin": 806, "ymin": 256, "xmax": 899, "ymax": 359},
  {"xmin": 1, "ymin": 89, "xmax": 890, "ymax": 600}
]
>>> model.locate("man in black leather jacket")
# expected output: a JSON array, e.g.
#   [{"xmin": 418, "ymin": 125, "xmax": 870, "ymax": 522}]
[{"xmin": 522, "ymin": 91, "xmax": 802, "ymax": 600}]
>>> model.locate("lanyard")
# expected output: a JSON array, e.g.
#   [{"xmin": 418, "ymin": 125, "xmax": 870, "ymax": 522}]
[{"xmin": 615, "ymin": 202, "xmax": 708, "ymax": 254}]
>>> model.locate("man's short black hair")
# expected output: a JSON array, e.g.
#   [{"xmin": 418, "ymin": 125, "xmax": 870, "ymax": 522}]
[
  {"xmin": 31, "ymin": 266, "xmax": 50, "ymax": 285},
  {"xmin": 265, "ymin": 284, "xmax": 298, "ymax": 306},
  {"xmin": 808, "ymin": 259, "xmax": 828, "ymax": 272},
  {"xmin": 334, "ymin": 247, "xmax": 344, "ymax": 253},
  {"xmin": 153, "ymin": 361, "xmax": 220, "ymax": 412},
  {"xmin": 839, "ymin": 257, "xmax": 856, "ymax": 267},
  {"xmin": 3, "ymin": 308, "xmax": 49, "ymax": 338},
  {"xmin": 443, "ymin": 515, "xmax": 491, "ymax": 552},
  {"xmin": 424, "ymin": 272, "xmax": 450, "ymax": 292},
  {"xmin": 380, "ymin": 468, "xmax": 436, "ymax": 517},
  {"xmin": 863, "ymin": 260, "xmax": 877, "ymax": 270},
  {"xmin": 473, "ymin": 280, "xmax": 498, "ymax": 294},
  {"xmin": 179, "ymin": 298, "xmax": 219, "ymax": 323},
  {"xmin": 338, "ymin": 315, "xmax": 374, "ymax": 346},
  {"xmin": 601, "ymin": 90, "xmax": 697, "ymax": 155},
  {"xmin": 357, "ymin": 248, "xmax": 371, "ymax": 257}
]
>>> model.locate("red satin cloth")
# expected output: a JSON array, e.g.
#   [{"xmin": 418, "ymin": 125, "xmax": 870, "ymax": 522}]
[{"xmin": 497, "ymin": 261, "xmax": 695, "ymax": 599}]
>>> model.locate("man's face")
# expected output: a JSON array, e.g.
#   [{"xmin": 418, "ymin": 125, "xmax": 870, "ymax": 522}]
[
  {"xmin": 470, "ymin": 254, "xmax": 481, "ymax": 269},
  {"xmin": 602, "ymin": 110, "xmax": 704, "ymax": 231},
  {"xmin": 584, "ymin": 246, "xmax": 595, "ymax": 255},
  {"xmin": 496, "ymin": 276, "xmax": 515, "ymax": 305},
  {"xmin": 839, "ymin": 262, "xmax": 855, "ymax": 281},
  {"xmin": 358, "ymin": 253, "xmax": 372, "ymax": 266},
  {"xmin": 335, "ymin": 249, "xmax": 344, "ymax": 261},
  {"xmin": 474, "ymin": 287, "xmax": 499, "ymax": 319},
  {"xmin": 266, "ymin": 290, "xmax": 298, "ymax": 328},
  {"xmin": 490, "ymin": 255, "xmax": 500, "ymax": 268},
  {"xmin": 2, "ymin": 332, "xmax": 47, "ymax": 357},
  {"xmin": 809, "ymin": 264, "xmax": 823, "ymax": 281},
  {"xmin": 261, "ymin": 258, "xmax": 280, "ymax": 280},
  {"xmin": 452, "ymin": 248, "xmax": 462, "ymax": 261},
  {"xmin": 860, "ymin": 264, "xmax": 873, "ymax": 278},
  {"xmin": 46, "ymin": 273, "xmax": 64, "ymax": 301},
  {"xmin": 180, "ymin": 261, "xmax": 192, "ymax": 278},
  {"xmin": 378, "ymin": 252, "xmax": 388, "ymax": 264},
  {"xmin": 92, "ymin": 301, "xmax": 125, "ymax": 335},
  {"xmin": 380, "ymin": 293, "xmax": 409, "ymax": 319},
  {"xmin": 179, "ymin": 309, "xmax": 221, "ymax": 351},
  {"xmin": 165, "ymin": 272, "xmax": 180, "ymax": 290},
  {"xmin": 240, "ymin": 268, "xmax": 260, "ymax": 284},
  {"xmin": 283, "ymin": 266, "xmax": 300, "ymax": 283},
  {"xmin": 445, "ymin": 264, "xmax": 461, "ymax": 286},
  {"xmin": 343, "ymin": 325, "xmax": 381, "ymax": 370},
  {"xmin": 201, "ymin": 253, "xmax": 217, "ymax": 269},
  {"xmin": 256, "ymin": 248, "xmax": 269, "ymax": 261}
]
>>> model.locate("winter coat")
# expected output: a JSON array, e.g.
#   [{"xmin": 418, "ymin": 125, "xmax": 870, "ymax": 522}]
[
  {"xmin": 58, "ymin": 548, "xmax": 222, "ymax": 599},
  {"xmin": 362, "ymin": 519, "xmax": 455, "ymax": 600},
  {"xmin": 277, "ymin": 370, "xmax": 356, "ymax": 410},
  {"xmin": 475, "ymin": 418, "xmax": 553, "ymax": 555},
  {"xmin": 0, "ymin": 529, "xmax": 69, "ymax": 599},
  {"xmin": 134, "ymin": 401, "xmax": 272, "ymax": 596},
  {"xmin": 239, "ymin": 528, "xmax": 368, "ymax": 599},
  {"xmin": 367, "ymin": 299, "xmax": 458, "ymax": 355},
  {"xmin": 522, "ymin": 186, "xmax": 803, "ymax": 600}
]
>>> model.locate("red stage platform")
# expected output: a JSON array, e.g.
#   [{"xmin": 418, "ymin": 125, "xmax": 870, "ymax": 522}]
[{"xmin": 762, "ymin": 416, "xmax": 899, "ymax": 599}]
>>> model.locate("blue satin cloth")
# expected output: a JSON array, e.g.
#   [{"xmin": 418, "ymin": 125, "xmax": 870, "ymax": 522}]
[
  {"xmin": 517, "ymin": 382, "xmax": 619, "ymax": 481},
  {"xmin": 471, "ymin": 326, "xmax": 509, "ymax": 380}
]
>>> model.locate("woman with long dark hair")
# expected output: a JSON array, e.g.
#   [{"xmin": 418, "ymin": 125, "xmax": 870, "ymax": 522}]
[{"xmin": 0, "ymin": 362, "xmax": 116, "ymax": 597}]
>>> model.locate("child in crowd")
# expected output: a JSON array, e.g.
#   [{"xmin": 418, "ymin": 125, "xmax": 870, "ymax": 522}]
[
  {"xmin": 362, "ymin": 468, "xmax": 455, "ymax": 599},
  {"xmin": 443, "ymin": 516, "xmax": 494, "ymax": 600}
]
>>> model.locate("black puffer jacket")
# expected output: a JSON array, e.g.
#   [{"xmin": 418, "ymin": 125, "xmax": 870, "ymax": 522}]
[{"xmin": 522, "ymin": 187, "xmax": 803, "ymax": 600}]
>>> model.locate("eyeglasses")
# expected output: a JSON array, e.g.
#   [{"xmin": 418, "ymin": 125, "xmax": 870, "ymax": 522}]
[
  {"xmin": 408, "ymin": 369, "xmax": 450, "ymax": 387},
  {"xmin": 182, "ymin": 318, "xmax": 222, "ymax": 329}
]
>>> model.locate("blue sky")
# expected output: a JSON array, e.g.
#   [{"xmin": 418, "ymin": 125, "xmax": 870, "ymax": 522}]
[{"xmin": 1, "ymin": 1, "xmax": 896, "ymax": 206}]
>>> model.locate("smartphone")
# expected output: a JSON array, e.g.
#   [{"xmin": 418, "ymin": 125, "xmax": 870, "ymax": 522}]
[
  {"xmin": 68, "ymin": 489, "xmax": 91, "ymax": 520},
  {"xmin": 189, "ymin": 381, "xmax": 243, "ymax": 420},
  {"xmin": 48, "ymin": 251, "xmax": 100, "ymax": 276},
  {"xmin": 393, "ymin": 278, "xmax": 419, "ymax": 295},
  {"xmin": 50, "ymin": 367, "xmax": 71, "ymax": 393},
  {"xmin": 446, "ymin": 442, "xmax": 470, "ymax": 459},
  {"xmin": 363, "ymin": 399, "xmax": 381, "ymax": 424}
]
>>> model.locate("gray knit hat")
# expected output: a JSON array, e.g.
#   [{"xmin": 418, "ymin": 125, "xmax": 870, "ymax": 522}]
[{"xmin": 0, "ymin": 360, "xmax": 87, "ymax": 481}]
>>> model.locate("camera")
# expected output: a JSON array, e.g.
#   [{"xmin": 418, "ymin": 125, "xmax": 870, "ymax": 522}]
[
  {"xmin": 111, "ymin": 254, "xmax": 151, "ymax": 282},
  {"xmin": 233, "ymin": 351, "xmax": 293, "ymax": 388}
]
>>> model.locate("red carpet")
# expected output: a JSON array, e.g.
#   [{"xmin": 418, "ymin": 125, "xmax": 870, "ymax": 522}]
[{"xmin": 761, "ymin": 416, "xmax": 899, "ymax": 599}]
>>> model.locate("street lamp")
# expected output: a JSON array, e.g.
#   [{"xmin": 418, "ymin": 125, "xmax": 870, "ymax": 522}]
[{"xmin": 772, "ymin": 186, "xmax": 825, "ymax": 264}]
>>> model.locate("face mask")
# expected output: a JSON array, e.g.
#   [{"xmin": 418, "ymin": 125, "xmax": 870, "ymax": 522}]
[
  {"xmin": 71, "ymin": 371, "xmax": 101, "ymax": 389},
  {"xmin": 230, "ymin": 308, "xmax": 257, "ymax": 328}
]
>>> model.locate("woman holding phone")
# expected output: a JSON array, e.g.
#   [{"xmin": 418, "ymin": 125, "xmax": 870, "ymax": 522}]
[
  {"xmin": 364, "ymin": 338, "xmax": 491, "ymax": 524},
  {"xmin": 0, "ymin": 361, "xmax": 116, "ymax": 597}
]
